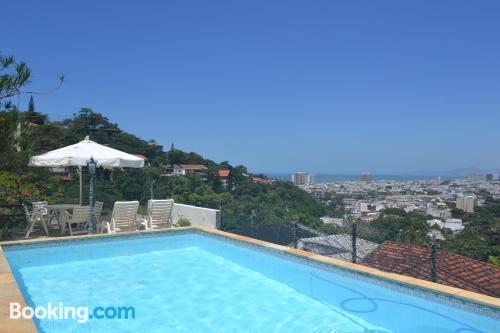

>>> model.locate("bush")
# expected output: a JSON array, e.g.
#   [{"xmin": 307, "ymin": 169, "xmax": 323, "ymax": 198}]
[{"xmin": 176, "ymin": 217, "xmax": 191, "ymax": 227}]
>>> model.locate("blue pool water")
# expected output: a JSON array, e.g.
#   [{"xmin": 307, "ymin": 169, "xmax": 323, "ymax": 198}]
[{"xmin": 3, "ymin": 231, "xmax": 499, "ymax": 333}]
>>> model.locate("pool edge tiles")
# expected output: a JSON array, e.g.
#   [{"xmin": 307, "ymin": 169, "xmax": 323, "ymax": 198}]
[
  {"xmin": 0, "ymin": 245, "xmax": 38, "ymax": 333},
  {"xmin": 1, "ymin": 227, "xmax": 194, "ymax": 251},
  {"xmin": 0, "ymin": 227, "xmax": 499, "ymax": 333}
]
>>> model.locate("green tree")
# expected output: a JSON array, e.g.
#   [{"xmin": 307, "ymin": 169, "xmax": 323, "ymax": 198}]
[
  {"xmin": 28, "ymin": 95, "xmax": 34, "ymax": 112},
  {"xmin": 1, "ymin": 53, "xmax": 63, "ymax": 110},
  {"xmin": 443, "ymin": 198, "xmax": 500, "ymax": 261},
  {"xmin": 368, "ymin": 209, "xmax": 430, "ymax": 245},
  {"xmin": 0, "ymin": 54, "xmax": 31, "ymax": 109},
  {"xmin": 24, "ymin": 96, "xmax": 46, "ymax": 125}
]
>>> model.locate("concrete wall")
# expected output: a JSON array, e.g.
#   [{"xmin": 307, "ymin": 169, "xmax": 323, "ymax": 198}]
[{"xmin": 171, "ymin": 203, "xmax": 220, "ymax": 229}]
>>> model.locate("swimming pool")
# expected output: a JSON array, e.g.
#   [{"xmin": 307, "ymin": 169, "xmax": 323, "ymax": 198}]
[{"xmin": 2, "ymin": 229, "xmax": 499, "ymax": 332}]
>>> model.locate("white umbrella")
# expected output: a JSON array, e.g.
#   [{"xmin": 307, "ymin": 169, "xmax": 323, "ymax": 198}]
[
  {"xmin": 29, "ymin": 136, "xmax": 145, "ymax": 229},
  {"xmin": 29, "ymin": 136, "xmax": 145, "ymax": 169}
]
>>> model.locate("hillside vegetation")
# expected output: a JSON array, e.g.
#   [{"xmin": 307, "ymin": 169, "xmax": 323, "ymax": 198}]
[{"xmin": 0, "ymin": 108, "xmax": 333, "ymax": 233}]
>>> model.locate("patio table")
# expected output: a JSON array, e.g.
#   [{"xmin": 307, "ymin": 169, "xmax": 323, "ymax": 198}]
[{"xmin": 47, "ymin": 204, "xmax": 79, "ymax": 235}]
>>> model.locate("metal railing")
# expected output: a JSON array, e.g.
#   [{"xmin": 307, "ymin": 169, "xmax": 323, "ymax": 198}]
[{"xmin": 219, "ymin": 213, "xmax": 454, "ymax": 288}]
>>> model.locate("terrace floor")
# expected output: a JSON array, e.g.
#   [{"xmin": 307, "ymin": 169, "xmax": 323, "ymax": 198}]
[{"xmin": 1, "ymin": 218, "xmax": 172, "ymax": 242}]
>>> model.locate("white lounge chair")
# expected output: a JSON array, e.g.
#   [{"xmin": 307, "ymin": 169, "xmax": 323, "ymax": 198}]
[
  {"xmin": 141, "ymin": 199, "xmax": 174, "ymax": 229},
  {"xmin": 98, "ymin": 201, "xmax": 139, "ymax": 233}
]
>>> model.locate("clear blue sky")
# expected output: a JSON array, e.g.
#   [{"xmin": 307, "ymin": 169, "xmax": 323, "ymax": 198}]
[{"xmin": 4, "ymin": 0, "xmax": 500, "ymax": 174}]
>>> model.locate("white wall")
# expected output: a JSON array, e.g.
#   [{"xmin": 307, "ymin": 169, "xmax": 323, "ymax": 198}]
[{"xmin": 171, "ymin": 203, "xmax": 220, "ymax": 229}]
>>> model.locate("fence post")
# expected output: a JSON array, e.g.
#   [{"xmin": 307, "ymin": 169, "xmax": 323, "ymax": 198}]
[
  {"xmin": 150, "ymin": 177, "xmax": 156, "ymax": 200},
  {"xmin": 292, "ymin": 214, "xmax": 299, "ymax": 249},
  {"xmin": 250, "ymin": 210, "xmax": 257, "ymax": 238},
  {"xmin": 218, "ymin": 205, "xmax": 224, "ymax": 231},
  {"xmin": 351, "ymin": 222, "xmax": 357, "ymax": 263},
  {"xmin": 431, "ymin": 236, "xmax": 437, "ymax": 282}
]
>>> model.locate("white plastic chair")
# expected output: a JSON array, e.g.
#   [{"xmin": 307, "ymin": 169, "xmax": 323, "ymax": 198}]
[
  {"xmin": 63, "ymin": 206, "xmax": 90, "ymax": 236},
  {"xmin": 31, "ymin": 201, "xmax": 48, "ymax": 212},
  {"xmin": 32, "ymin": 200, "xmax": 59, "ymax": 228},
  {"xmin": 93, "ymin": 201, "xmax": 104, "ymax": 225},
  {"xmin": 141, "ymin": 199, "xmax": 174, "ymax": 229},
  {"xmin": 99, "ymin": 201, "xmax": 139, "ymax": 233},
  {"xmin": 23, "ymin": 204, "xmax": 48, "ymax": 237}
]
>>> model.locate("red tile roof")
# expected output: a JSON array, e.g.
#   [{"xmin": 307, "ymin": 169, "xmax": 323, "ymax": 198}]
[
  {"xmin": 361, "ymin": 241, "xmax": 500, "ymax": 297},
  {"xmin": 176, "ymin": 164, "xmax": 207, "ymax": 170},
  {"xmin": 218, "ymin": 169, "xmax": 230, "ymax": 177},
  {"xmin": 252, "ymin": 177, "xmax": 274, "ymax": 184}
]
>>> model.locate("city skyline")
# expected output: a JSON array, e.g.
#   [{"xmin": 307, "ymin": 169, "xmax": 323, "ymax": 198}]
[
  {"xmin": 271, "ymin": 167, "xmax": 500, "ymax": 177},
  {"xmin": 4, "ymin": 0, "xmax": 500, "ymax": 173}
]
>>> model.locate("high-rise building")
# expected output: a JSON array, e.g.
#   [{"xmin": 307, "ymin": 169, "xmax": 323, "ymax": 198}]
[
  {"xmin": 292, "ymin": 172, "xmax": 307, "ymax": 186},
  {"xmin": 456, "ymin": 195, "xmax": 475, "ymax": 213},
  {"xmin": 306, "ymin": 174, "xmax": 315, "ymax": 185},
  {"xmin": 360, "ymin": 173, "xmax": 372, "ymax": 182},
  {"xmin": 485, "ymin": 174, "xmax": 494, "ymax": 182},
  {"xmin": 468, "ymin": 174, "xmax": 484, "ymax": 182},
  {"xmin": 292, "ymin": 172, "xmax": 314, "ymax": 186}
]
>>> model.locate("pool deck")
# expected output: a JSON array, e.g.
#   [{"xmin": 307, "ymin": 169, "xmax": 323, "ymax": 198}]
[{"xmin": 0, "ymin": 226, "xmax": 499, "ymax": 332}]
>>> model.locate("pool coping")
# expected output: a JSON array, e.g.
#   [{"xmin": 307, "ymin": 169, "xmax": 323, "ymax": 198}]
[{"xmin": 0, "ymin": 226, "xmax": 499, "ymax": 332}]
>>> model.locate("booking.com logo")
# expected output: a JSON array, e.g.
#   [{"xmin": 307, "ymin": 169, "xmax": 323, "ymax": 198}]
[{"xmin": 10, "ymin": 302, "xmax": 135, "ymax": 324}]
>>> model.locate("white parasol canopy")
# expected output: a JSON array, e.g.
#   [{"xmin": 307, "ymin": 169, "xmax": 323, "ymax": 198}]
[
  {"xmin": 29, "ymin": 136, "xmax": 145, "ymax": 168},
  {"xmin": 29, "ymin": 136, "xmax": 145, "ymax": 205}
]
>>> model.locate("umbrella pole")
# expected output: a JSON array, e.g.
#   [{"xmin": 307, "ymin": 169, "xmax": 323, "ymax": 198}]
[
  {"xmin": 79, "ymin": 166, "xmax": 83, "ymax": 206},
  {"xmin": 87, "ymin": 158, "xmax": 97, "ymax": 233},
  {"xmin": 88, "ymin": 174, "xmax": 94, "ymax": 232}
]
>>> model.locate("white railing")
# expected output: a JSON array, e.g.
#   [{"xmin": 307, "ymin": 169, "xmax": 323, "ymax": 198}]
[{"xmin": 171, "ymin": 203, "xmax": 220, "ymax": 229}]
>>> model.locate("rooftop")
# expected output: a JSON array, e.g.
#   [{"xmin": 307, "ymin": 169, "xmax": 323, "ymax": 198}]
[
  {"xmin": 297, "ymin": 234, "xmax": 379, "ymax": 261},
  {"xmin": 252, "ymin": 177, "xmax": 274, "ymax": 184},
  {"xmin": 175, "ymin": 164, "xmax": 207, "ymax": 170},
  {"xmin": 361, "ymin": 241, "xmax": 500, "ymax": 297}
]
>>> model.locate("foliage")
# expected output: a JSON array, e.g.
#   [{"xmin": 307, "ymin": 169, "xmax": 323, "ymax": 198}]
[
  {"xmin": 381, "ymin": 208, "xmax": 407, "ymax": 217},
  {"xmin": 0, "ymin": 53, "xmax": 64, "ymax": 111},
  {"xmin": 24, "ymin": 96, "xmax": 46, "ymax": 125},
  {"xmin": 363, "ymin": 209, "xmax": 430, "ymax": 246},
  {"xmin": 488, "ymin": 256, "xmax": 500, "ymax": 267},
  {"xmin": 175, "ymin": 217, "xmax": 191, "ymax": 227},
  {"xmin": 1, "ymin": 108, "xmax": 330, "ymax": 236},
  {"xmin": 0, "ymin": 110, "xmax": 34, "ymax": 170},
  {"xmin": 442, "ymin": 198, "xmax": 500, "ymax": 261},
  {"xmin": 0, "ymin": 53, "xmax": 31, "ymax": 109},
  {"xmin": 361, "ymin": 200, "xmax": 499, "ymax": 263},
  {"xmin": 423, "ymin": 188, "xmax": 441, "ymax": 195},
  {"xmin": 0, "ymin": 170, "xmax": 65, "ymax": 205}
]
